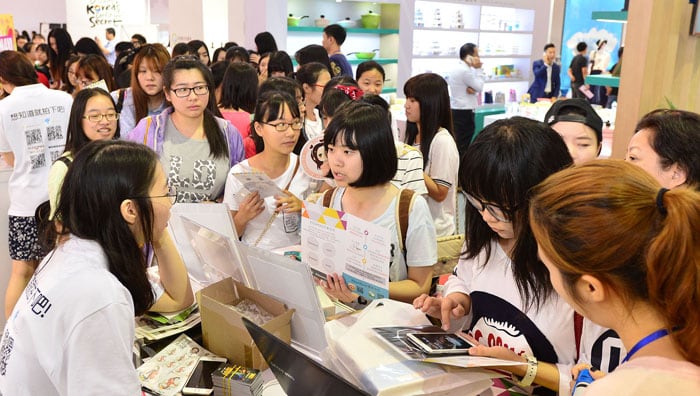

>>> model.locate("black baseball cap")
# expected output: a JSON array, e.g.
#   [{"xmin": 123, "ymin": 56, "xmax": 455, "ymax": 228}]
[{"xmin": 545, "ymin": 98, "xmax": 603, "ymax": 143}]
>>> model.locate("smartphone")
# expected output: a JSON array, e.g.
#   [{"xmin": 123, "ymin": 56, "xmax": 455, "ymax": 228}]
[
  {"xmin": 406, "ymin": 332, "xmax": 474, "ymax": 355},
  {"xmin": 182, "ymin": 357, "xmax": 227, "ymax": 395},
  {"xmin": 466, "ymin": 55, "xmax": 475, "ymax": 64}
]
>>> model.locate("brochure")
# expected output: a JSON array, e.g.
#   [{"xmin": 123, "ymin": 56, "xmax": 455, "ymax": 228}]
[
  {"xmin": 372, "ymin": 326, "xmax": 527, "ymax": 368},
  {"xmin": 301, "ymin": 200, "xmax": 391, "ymax": 301},
  {"xmin": 232, "ymin": 171, "xmax": 284, "ymax": 198}
]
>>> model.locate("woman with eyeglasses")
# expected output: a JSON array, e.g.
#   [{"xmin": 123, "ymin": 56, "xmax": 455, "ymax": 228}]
[
  {"xmin": 62, "ymin": 54, "xmax": 82, "ymax": 96},
  {"xmin": 0, "ymin": 140, "xmax": 182, "ymax": 394},
  {"xmin": 112, "ymin": 43, "xmax": 171, "ymax": 134},
  {"xmin": 126, "ymin": 55, "xmax": 244, "ymax": 203},
  {"xmin": 296, "ymin": 62, "xmax": 332, "ymax": 140},
  {"xmin": 223, "ymin": 91, "xmax": 316, "ymax": 250},
  {"xmin": 47, "ymin": 88, "xmax": 193, "ymax": 315},
  {"xmin": 414, "ymin": 117, "xmax": 576, "ymax": 395},
  {"xmin": 74, "ymin": 53, "xmax": 116, "ymax": 93}
]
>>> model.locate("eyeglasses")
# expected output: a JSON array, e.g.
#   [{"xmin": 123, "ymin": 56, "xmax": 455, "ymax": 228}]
[
  {"xmin": 170, "ymin": 85, "xmax": 209, "ymax": 98},
  {"xmin": 83, "ymin": 112, "xmax": 120, "ymax": 122},
  {"xmin": 262, "ymin": 119, "xmax": 303, "ymax": 132},
  {"xmin": 134, "ymin": 185, "xmax": 178, "ymax": 205},
  {"xmin": 465, "ymin": 193, "xmax": 512, "ymax": 223},
  {"xmin": 78, "ymin": 79, "xmax": 97, "ymax": 87}
]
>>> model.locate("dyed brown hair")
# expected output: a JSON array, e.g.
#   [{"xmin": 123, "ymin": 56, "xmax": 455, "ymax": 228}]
[
  {"xmin": 530, "ymin": 159, "xmax": 700, "ymax": 365},
  {"xmin": 130, "ymin": 44, "xmax": 170, "ymax": 123}
]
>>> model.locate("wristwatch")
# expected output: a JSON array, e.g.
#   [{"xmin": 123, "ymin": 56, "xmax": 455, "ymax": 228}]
[{"xmin": 512, "ymin": 355, "xmax": 538, "ymax": 387}]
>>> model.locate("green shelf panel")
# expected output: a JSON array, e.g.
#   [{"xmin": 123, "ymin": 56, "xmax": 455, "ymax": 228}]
[
  {"xmin": 288, "ymin": 26, "xmax": 399, "ymax": 34},
  {"xmin": 585, "ymin": 75, "xmax": 620, "ymax": 87},
  {"xmin": 591, "ymin": 11, "xmax": 628, "ymax": 22}
]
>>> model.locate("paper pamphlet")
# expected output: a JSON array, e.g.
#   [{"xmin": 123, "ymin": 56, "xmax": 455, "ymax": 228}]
[
  {"xmin": 301, "ymin": 200, "xmax": 390, "ymax": 301},
  {"xmin": 232, "ymin": 172, "xmax": 285, "ymax": 198},
  {"xmin": 372, "ymin": 326, "xmax": 527, "ymax": 368},
  {"xmin": 137, "ymin": 334, "xmax": 220, "ymax": 395},
  {"xmin": 578, "ymin": 84, "xmax": 594, "ymax": 99}
]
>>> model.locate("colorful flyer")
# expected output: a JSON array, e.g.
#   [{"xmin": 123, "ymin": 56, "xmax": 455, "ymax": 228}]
[
  {"xmin": 232, "ymin": 171, "xmax": 284, "ymax": 198},
  {"xmin": 301, "ymin": 200, "xmax": 390, "ymax": 301}
]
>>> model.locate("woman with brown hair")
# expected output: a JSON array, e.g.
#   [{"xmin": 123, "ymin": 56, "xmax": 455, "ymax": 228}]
[
  {"xmin": 112, "ymin": 43, "xmax": 171, "ymax": 133},
  {"xmin": 530, "ymin": 159, "xmax": 700, "ymax": 394},
  {"xmin": 74, "ymin": 53, "xmax": 116, "ymax": 93}
]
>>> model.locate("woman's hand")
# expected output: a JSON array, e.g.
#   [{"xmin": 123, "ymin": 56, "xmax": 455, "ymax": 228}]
[
  {"xmin": 237, "ymin": 191, "xmax": 266, "ymax": 223},
  {"xmin": 570, "ymin": 363, "xmax": 606, "ymax": 390},
  {"xmin": 275, "ymin": 190, "xmax": 302, "ymax": 213},
  {"xmin": 317, "ymin": 273, "xmax": 356, "ymax": 304},
  {"xmin": 413, "ymin": 293, "xmax": 467, "ymax": 330}
]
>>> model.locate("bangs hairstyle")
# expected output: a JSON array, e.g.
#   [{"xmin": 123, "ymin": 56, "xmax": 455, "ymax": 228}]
[
  {"xmin": 355, "ymin": 61, "xmax": 385, "ymax": 81},
  {"xmin": 54, "ymin": 140, "xmax": 157, "ymax": 315},
  {"xmin": 64, "ymin": 88, "xmax": 120, "ymax": 154},
  {"xmin": 634, "ymin": 109, "xmax": 700, "ymax": 188},
  {"xmin": 266, "ymin": 51, "xmax": 294, "ymax": 78},
  {"xmin": 461, "ymin": 116, "xmax": 573, "ymax": 310},
  {"xmin": 529, "ymin": 159, "xmax": 700, "ymax": 365},
  {"xmin": 250, "ymin": 91, "xmax": 301, "ymax": 153},
  {"xmin": 162, "ymin": 56, "xmax": 228, "ymax": 159},
  {"xmin": 323, "ymin": 101, "xmax": 397, "ymax": 187},
  {"xmin": 403, "ymin": 73, "xmax": 453, "ymax": 166},
  {"xmin": 77, "ymin": 54, "xmax": 117, "ymax": 91},
  {"xmin": 131, "ymin": 44, "xmax": 170, "ymax": 122},
  {"xmin": 220, "ymin": 61, "xmax": 258, "ymax": 113}
]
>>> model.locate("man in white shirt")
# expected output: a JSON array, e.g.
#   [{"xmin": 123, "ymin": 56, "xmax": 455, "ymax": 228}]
[
  {"xmin": 96, "ymin": 27, "xmax": 117, "ymax": 65},
  {"xmin": 448, "ymin": 43, "xmax": 485, "ymax": 158}
]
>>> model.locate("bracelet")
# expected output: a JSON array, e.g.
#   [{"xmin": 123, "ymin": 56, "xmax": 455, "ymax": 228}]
[{"xmin": 512, "ymin": 355, "xmax": 538, "ymax": 387}]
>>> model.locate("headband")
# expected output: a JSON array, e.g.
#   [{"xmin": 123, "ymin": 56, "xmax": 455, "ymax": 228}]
[{"xmin": 335, "ymin": 85, "xmax": 364, "ymax": 101}]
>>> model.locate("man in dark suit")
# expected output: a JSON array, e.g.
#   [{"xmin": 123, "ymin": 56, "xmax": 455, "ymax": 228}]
[{"xmin": 527, "ymin": 43, "xmax": 560, "ymax": 102}]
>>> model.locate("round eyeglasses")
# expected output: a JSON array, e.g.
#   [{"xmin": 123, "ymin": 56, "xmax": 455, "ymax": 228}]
[
  {"xmin": 465, "ymin": 192, "xmax": 512, "ymax": 223},
  {"xmin": 171, "ymin": 85, "xmax": 209, "ymax": 98}
]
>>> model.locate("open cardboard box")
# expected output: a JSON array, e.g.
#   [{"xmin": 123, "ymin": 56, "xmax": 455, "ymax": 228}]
[{"xmin": 199, "ymin": 277, "xmax": 294, "ymax": 370}]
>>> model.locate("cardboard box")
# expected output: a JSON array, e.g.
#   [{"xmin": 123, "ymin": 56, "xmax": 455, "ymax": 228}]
[{"xmin": 199, "ymin": 277, "xmax": 294, "ymax": 370}]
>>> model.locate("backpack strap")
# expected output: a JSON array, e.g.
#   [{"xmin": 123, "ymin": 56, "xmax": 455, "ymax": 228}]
[
  {"xmin": 143, "ymin": 116, "xmax": 153, "ymax": 147},
  {"xmin": 116, "ymin": 89, "xmax": 126, "ymax": 113},
  {"xmin": 395, "ymin": 188, "xmax": 416, "ymax": 264},
  {"xmin": 55, "ymin": 155, "xmax": 72, "ymax": 167},
  {"xmin": 322, "ymin": 187, "xmax": 338, "ymax": 208}
]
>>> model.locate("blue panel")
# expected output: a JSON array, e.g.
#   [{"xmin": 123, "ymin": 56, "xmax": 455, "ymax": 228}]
[{"xmin": 559, "ymin": 0, "xmax": 625, "ymax": 94}]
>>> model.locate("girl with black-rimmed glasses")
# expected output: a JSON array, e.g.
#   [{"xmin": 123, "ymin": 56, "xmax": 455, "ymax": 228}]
[
  {"xmin": 126, "ymin": 55, "xmax": 244, "ymax": 203},
  {"xmin": 414, "ymin": 117, "xmax": 577, "ymax": 395},
  {"xmin": 223, "ymin": 91, "xmax": 317, "ymax": 250}
]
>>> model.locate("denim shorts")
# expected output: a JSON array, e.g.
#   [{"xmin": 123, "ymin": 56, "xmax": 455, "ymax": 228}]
[{"xmin": 8, "ymin": 216, "xmax": 43, "ymax": 261}]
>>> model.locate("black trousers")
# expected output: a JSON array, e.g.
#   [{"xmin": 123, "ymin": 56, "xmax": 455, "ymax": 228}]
[{"xmin": 452, "ymin": 109, "xmax": 475, "ymax": 159}]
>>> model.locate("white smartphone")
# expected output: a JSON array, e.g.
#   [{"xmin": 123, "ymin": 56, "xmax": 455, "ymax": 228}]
[
  {"xmin": 182, "ymin": 357, "xmax": 227, "ymax": 395},
  {"xmin": 406, "ymin": 332, "xmax": 474, "ymax": 355},
  {"xmin": 466, "ymin": 55, "xmax": 475, "ymax": 64}
]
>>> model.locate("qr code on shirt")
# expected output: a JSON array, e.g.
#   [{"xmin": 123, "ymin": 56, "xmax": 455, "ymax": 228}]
[
  {"xmin": 30, "ymin": 154, "xmax": 46, "ymax": 169},
  {"xmin": 46, "ymin": 125, "xmax": 64, "ymax": 141},
  {"xmin": 25, "ymin": 128, "xmax": 42, "ymax": 146}
]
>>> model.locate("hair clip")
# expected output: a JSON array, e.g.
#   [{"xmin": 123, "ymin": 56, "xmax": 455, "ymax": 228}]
[{"xmin": 335, "ymin": 85, "xmax": 364, "ymax": 100}]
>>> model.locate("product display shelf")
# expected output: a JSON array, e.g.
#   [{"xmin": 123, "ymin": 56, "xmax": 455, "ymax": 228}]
[{"xmin": 287, "ymin": 26, "xmax": 399, "ymax": 35}]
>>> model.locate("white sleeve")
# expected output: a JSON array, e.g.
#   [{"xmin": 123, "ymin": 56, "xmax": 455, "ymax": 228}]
[
  {"xmin": 397, "ymin": 147, "xmax": 428, "ymax": 195},
  {"xmin": 461, "ymin": 67, "xmax": 486, "ymax": 93},
  {"xmin": 427, "ymin": 131, "xmax": 459, "ymax": 188},
  {"xmin": 405, "ymin": 195, "xmax": 437, "ymax": 267},
  {"xmin": 0, "ymin": 112, "xmax": 10, "ymax": 152},
  {"xmin": 62, "ymin": 303, "xmax": 141, "ymax": 395}
]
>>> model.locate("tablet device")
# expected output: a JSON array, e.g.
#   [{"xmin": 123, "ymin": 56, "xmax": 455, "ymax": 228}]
[{"xmin": 406, "ymin": 332, "xmax": 474, "ymax": 355}]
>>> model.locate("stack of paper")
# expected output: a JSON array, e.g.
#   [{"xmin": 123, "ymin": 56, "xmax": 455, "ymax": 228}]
[
  {"xmin": 212, "ymin": 364, "xmax": 264, "ymax": 396},
  {"xmin": 135, "ymin": 306, "xmax": 201, "ymax": 341}
]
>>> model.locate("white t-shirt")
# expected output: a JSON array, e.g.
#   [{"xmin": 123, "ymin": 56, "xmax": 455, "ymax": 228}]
[
  {"xmin": 448, "ymin": 62, "xmax": 485, "ymax": 110},
  {"xmin": 443, "ymin": 240, "xmax": 577, "ymax": 393},
  {"xmin": 579, "ymin": 319, "xmax": 625, "ymax": 373},
  {"xmin": 0, "ymin": 237, "xmax": 141, "ymax": 395},
  {"xmin": 304, "ymin": 108, "xmax": 324, "ymax": 140},
  {"xmin": 223, "ymin": 154, "xmax": 315, "ymax": 250},
  {"xmin": 425, "ymin": 128, "xmax": 459, "ymax": 237},
  {"xmin": 327, "ymin": 187, "xmax": 437, "ymax": 282},
  {"xmin": 0, "ymin": 84, "xmax": 72, "ymax": 216},
  {"xmin": 584, "ymin": 356, "xmax": 700, "ymax": 395}
]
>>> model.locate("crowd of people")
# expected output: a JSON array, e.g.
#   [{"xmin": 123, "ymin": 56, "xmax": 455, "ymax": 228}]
[{"xmin": 0, "ymin": 25, "xmax": 699, "ymax": 395}]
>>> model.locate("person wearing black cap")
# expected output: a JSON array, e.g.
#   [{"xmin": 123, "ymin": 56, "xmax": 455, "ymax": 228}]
[{"xmin": 545, "ymin": 98, "xmax": 603, "ymax": 164}]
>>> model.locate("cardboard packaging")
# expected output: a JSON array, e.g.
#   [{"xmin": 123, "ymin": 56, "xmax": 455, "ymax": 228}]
[{"xmin": 199, "ymin": 277, "xmax": 294, "ymax": 370}]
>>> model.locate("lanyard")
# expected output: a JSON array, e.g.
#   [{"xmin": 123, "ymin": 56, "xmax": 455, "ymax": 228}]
[{"xmin": 621, "ymin": 329, "xmax": 669, "ymax": 363}]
